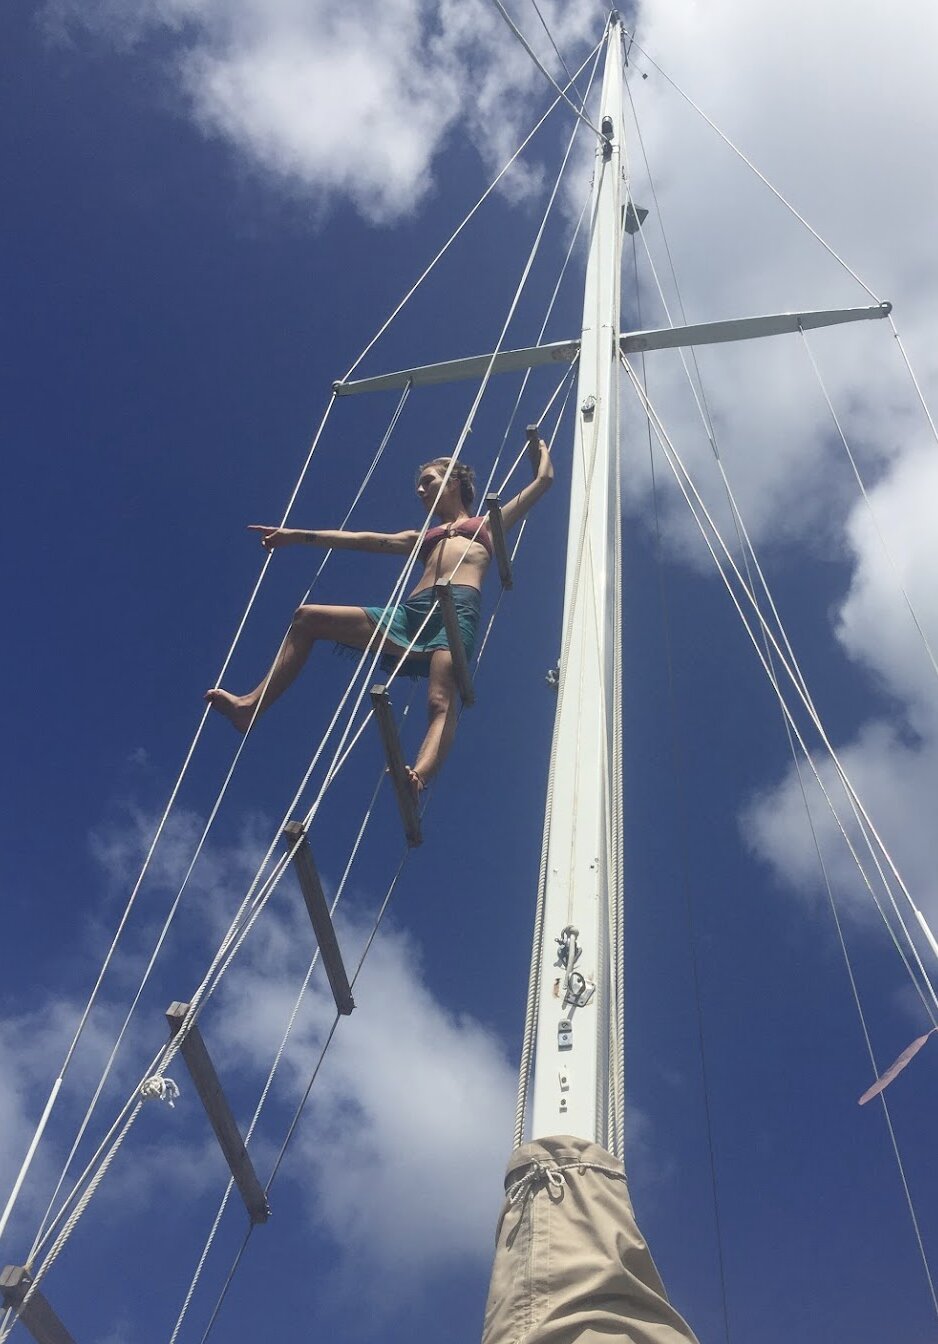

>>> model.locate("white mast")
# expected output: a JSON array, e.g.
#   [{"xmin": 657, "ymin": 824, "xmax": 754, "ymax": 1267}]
[{"xmin": 528, "ymin": 15, "xmax": 624, "ymax": 1148}]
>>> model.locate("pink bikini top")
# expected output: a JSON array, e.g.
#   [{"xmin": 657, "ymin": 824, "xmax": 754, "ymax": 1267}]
[{"xmin": 419, "ymin": 517, "xmax": 493, "ymax": 566}]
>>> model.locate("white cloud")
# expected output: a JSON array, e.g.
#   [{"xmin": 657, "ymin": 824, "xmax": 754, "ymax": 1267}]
[
  {"xmin": 606, "ymin": 0, "xmax": 938, "ymax": 956},
  {"xmin": 42, "ymin": 0, "xmax": 599, "ymax": 223},
  {"xmin": 211, "ymin": 906, "xmax": 517, "ymax": 1289},
  {"xmin": 2, "ymin": 792, "xmax": 517, "ymax": 1300}
]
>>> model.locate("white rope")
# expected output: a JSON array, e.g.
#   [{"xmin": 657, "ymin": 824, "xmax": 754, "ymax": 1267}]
[
  {"xmin": 24, "ymin": 385, "xmax": 413, "ymax": 1267},
  {"xmin": 487, "ymin": 0, "xmax": 608, "ymax": 142},
  {"xmin": 1, "ymin": 387, "xmax": 340, "ymax": 1253},
  {"xmin": 782, "ymin": 679, "xmax": 938, "ymax": 1317},
  {"xmin": 167, "ymin": 365, "xmax": 571, "ymax": 1343},
  {"xmin": 614, "ymin": 176, "xmax": 938, "ymax": 1006},
  {"xmin": 11, "ymin": 162, "xmax": 582, "ymax": 1300},
  {"xmin": 10, "ymin": 42, "xmax": 605, "ymax": 1255},
  {"xmin": 622, "ymin": 356, "xmax": 938, "ymax": 1023},
  {"xmin": 527, "ymin": 0, "xmax": 582, "ymax": 99},
  {"xmin": 7, "ymin": 43, "xmax": 597, "ymax": 1310},
  {"xmin": 298, "ymin": 99, "xmax": 592, "ymax": 827},
  {"xmin": 621, "ymin": 28, "xmax": 881, "ymax": 302},
  {"xmin": 628, "ymin": 363, "xmax": 938, "ymax": 1315},
  {"xmin": 165, "ymin": 738, "xmax": 400, "ymax": 1344},
  {"xmin": 340, "ymin": 37, "xmax": 605, "ymax": 385},
  {"xmin": 800, "ymin": 326, "xmax": 938, "ymax": 688},
  {"xmin": 887, "ymin": 315, "xmax": 938, "ymax": 454}
]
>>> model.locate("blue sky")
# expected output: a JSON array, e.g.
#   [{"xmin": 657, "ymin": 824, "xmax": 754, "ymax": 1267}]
[{"xmin": 3, "ymin": 2, "xmax": 938, "ymax": 1342}]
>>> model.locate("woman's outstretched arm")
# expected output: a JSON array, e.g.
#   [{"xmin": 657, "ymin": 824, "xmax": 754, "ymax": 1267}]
[
  {"xmin": 248, "ymin": 525, "xmax": 421, "ymax": 555},
  {"xmin": 499, "ymin": 430, "xmax": 554, "ymax": 531}
]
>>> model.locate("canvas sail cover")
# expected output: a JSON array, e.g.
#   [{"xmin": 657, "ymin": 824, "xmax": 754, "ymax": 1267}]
[{"xmin": 482, "ymin": 1136, "xmax": 699, "ymax": 1344}]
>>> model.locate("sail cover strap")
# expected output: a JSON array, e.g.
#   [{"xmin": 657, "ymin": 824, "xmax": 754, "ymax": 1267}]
[{"xmin": 482, "ymin": 1135, "xmax": 700, "ymax": 1344}]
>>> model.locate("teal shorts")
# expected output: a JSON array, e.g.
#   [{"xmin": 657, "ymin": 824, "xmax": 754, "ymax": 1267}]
[{"xmin": 338, "ymin": 584, "xmax": 482, "ymax": 680}]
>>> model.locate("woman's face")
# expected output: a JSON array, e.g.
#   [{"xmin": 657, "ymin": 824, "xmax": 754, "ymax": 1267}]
[{"xmin": 416, "ymin": 464, "xmax": 459, "ymax": 515}]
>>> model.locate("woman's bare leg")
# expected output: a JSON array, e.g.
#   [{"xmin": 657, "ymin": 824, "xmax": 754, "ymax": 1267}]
[
  {"xmin": 409, "ymin": 650, "xmax": 458, "ymax": 792},
  {"xmin": 206, "ymin": 604, "xmax": 377, "ymax": 732}
]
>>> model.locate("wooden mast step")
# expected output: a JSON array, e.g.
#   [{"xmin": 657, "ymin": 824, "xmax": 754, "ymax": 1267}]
[
  {"xmin": 370, "ymin": 685, "xmax": 422, "ymax": 847},
  {"xmin": 0, "ymin": 1266, "xmax": 76, "ymax": 1344},
  {"xmin": 282, "ymin": 821, "xmax": 354, "ymax": 1015},
  {"xmin": 433, "ymin": 581, "xmax": 475, "ymax": 706},
  {"xmin": 165, "ymin": 1003, "xmax": 270, "ymax": 1224},
  {"xmin": 485, "ymin": 494, "xmax": 513, "ymax": 590}
]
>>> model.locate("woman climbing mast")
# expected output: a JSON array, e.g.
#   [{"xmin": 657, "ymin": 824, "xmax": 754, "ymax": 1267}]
[{"xmin": 206, "ymin": 430, "xmax": 553, "ymax": 795}]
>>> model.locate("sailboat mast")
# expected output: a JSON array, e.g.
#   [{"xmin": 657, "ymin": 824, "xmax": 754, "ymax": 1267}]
[{"xmin": 529, "ymin": 16, "xmax": 625, "ymax": 1148}]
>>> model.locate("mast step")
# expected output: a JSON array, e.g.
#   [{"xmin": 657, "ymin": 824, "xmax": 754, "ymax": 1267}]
[
  {"xmin": 525, "ymin": 424, "xmax": 542, "ymax": 475},
  {"xmin": 485, "ymin": 494, "xmax": 513, "ymax": 591},
  {"xmin": 282, "ymin": 821, "xmax": 355, "ymax": 1015},
  {"xmin": 434, "ymin": 582, "xmax": 475, "ymax": 707},
  {"xmin": 165, "ymin": 1003, "xmax": 270, "ymax": 1224},
  {"xmin": 370, "ymin": 686, "xmax": 422, "ymax": 847},
  {"xmin": 1, "ymin": 1266, "xmax": 76, "ymax": 1344}
]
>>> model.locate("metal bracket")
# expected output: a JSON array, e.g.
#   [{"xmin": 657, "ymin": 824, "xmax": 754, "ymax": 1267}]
[{"xmin": 0, "ymin": 1267, "xmax": 76, "ymax": 1344}]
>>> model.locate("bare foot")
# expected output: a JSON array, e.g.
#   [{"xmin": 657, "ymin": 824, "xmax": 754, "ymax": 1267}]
[
  {"xmin": 205, "ymin": 688, "xmax": 256, "ymax": 734},
  {"xmin": 405, "ymin": 766, "xmax": 426, "ymax": 803}
]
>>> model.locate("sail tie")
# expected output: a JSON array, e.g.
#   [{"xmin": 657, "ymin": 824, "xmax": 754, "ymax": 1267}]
[{"xmin": 504, "ymin": 1159, "xmax": 627, "ymax": 1248}]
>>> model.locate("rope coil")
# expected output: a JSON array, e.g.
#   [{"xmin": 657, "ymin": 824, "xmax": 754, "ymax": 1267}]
[{"xmin": 140, "ymin": 1076, "xmax": 180, "ymax": 1108}]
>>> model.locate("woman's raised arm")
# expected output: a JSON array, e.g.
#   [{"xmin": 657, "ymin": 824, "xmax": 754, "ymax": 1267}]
[
  {"xmin": 498, "ymin": 432, "xmax": 554, "ymax": 532},
  {"xmin": 248, "ymin": 525, "xmax": 421, "ymax": 555}
]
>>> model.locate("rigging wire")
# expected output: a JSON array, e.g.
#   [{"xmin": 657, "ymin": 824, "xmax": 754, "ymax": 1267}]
[
  {"xmin": 488, "ymin": 0, "xmax": 608, "ymax": 141},
  {"xmin": 798, "ymin": 326, "xmax": 938, "ymax": 688},
  {"xmin": 295, "ymin": 50, "xmax": 599, "ymax": 830},
  {"xmin": 341, "ymin": 36, "xmax": 605, "ymax": 385},
  {"xmin": 619, "ymin": 27, "xmax": 881, "ymax": 303},
  {"xmin": 166, "ymin": 733, "xmax": 404, "ymax": 1344},
  {"xmin": 620, "ymin": 356, "xmax": 938, "ymax": 1026},
  {"xmin": 625, "ymin": 360, "xmax": 937, "ymax": 1319},
  {"xmin": 0, "ymin": 384, "xmax": 339, "ymax": 1251},
  {"xmin": 4, "ymin": 368, "xmax": 572, "ymax": 1340},
  {"xmin": 619, "ymin": 85, "xmax": 938, "ymax": 1012},
  {"xmin": 8, "ymin": 46, "xmax": 597, "ymax": 1237},
  {"xmin": 629, "ymin": 233, "xmax": 732, "ymax": 1343},
  {"xmin": 12, "ymin": 43, "xmax": 594, "ymax": 1281},
  {"xmin": 25, "ymin": 382, "xmax": 414, "ymax": 1267},
  {"xmin": 181, "ymin": 379, "xmax": 579, "ymax": 1344},
  {"xmin": 783, "ymin": 696, "xmax": 938, "ymax": 1319},
  {"xmin": 887, "ymin": 315, "xmax": 938, "ymax": 457},
  {"xmin": 526, "ymin": 0, "xmax": 581, "ymax": 99},
  {"xmin": 5, "ymin": 35, "xmax": 607, "ymax": 1264}
]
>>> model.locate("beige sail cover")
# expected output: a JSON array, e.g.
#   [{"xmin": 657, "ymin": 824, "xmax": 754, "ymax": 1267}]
[{"xmin": 482, "ymin": 1135, "xmax": 699, "ymax": 1344}]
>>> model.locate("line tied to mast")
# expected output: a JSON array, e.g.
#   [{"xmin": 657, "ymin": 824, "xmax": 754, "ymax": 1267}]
[{"xmin": 504, "ymin": 1158, "xmax": 627, "ymax": 1247}]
